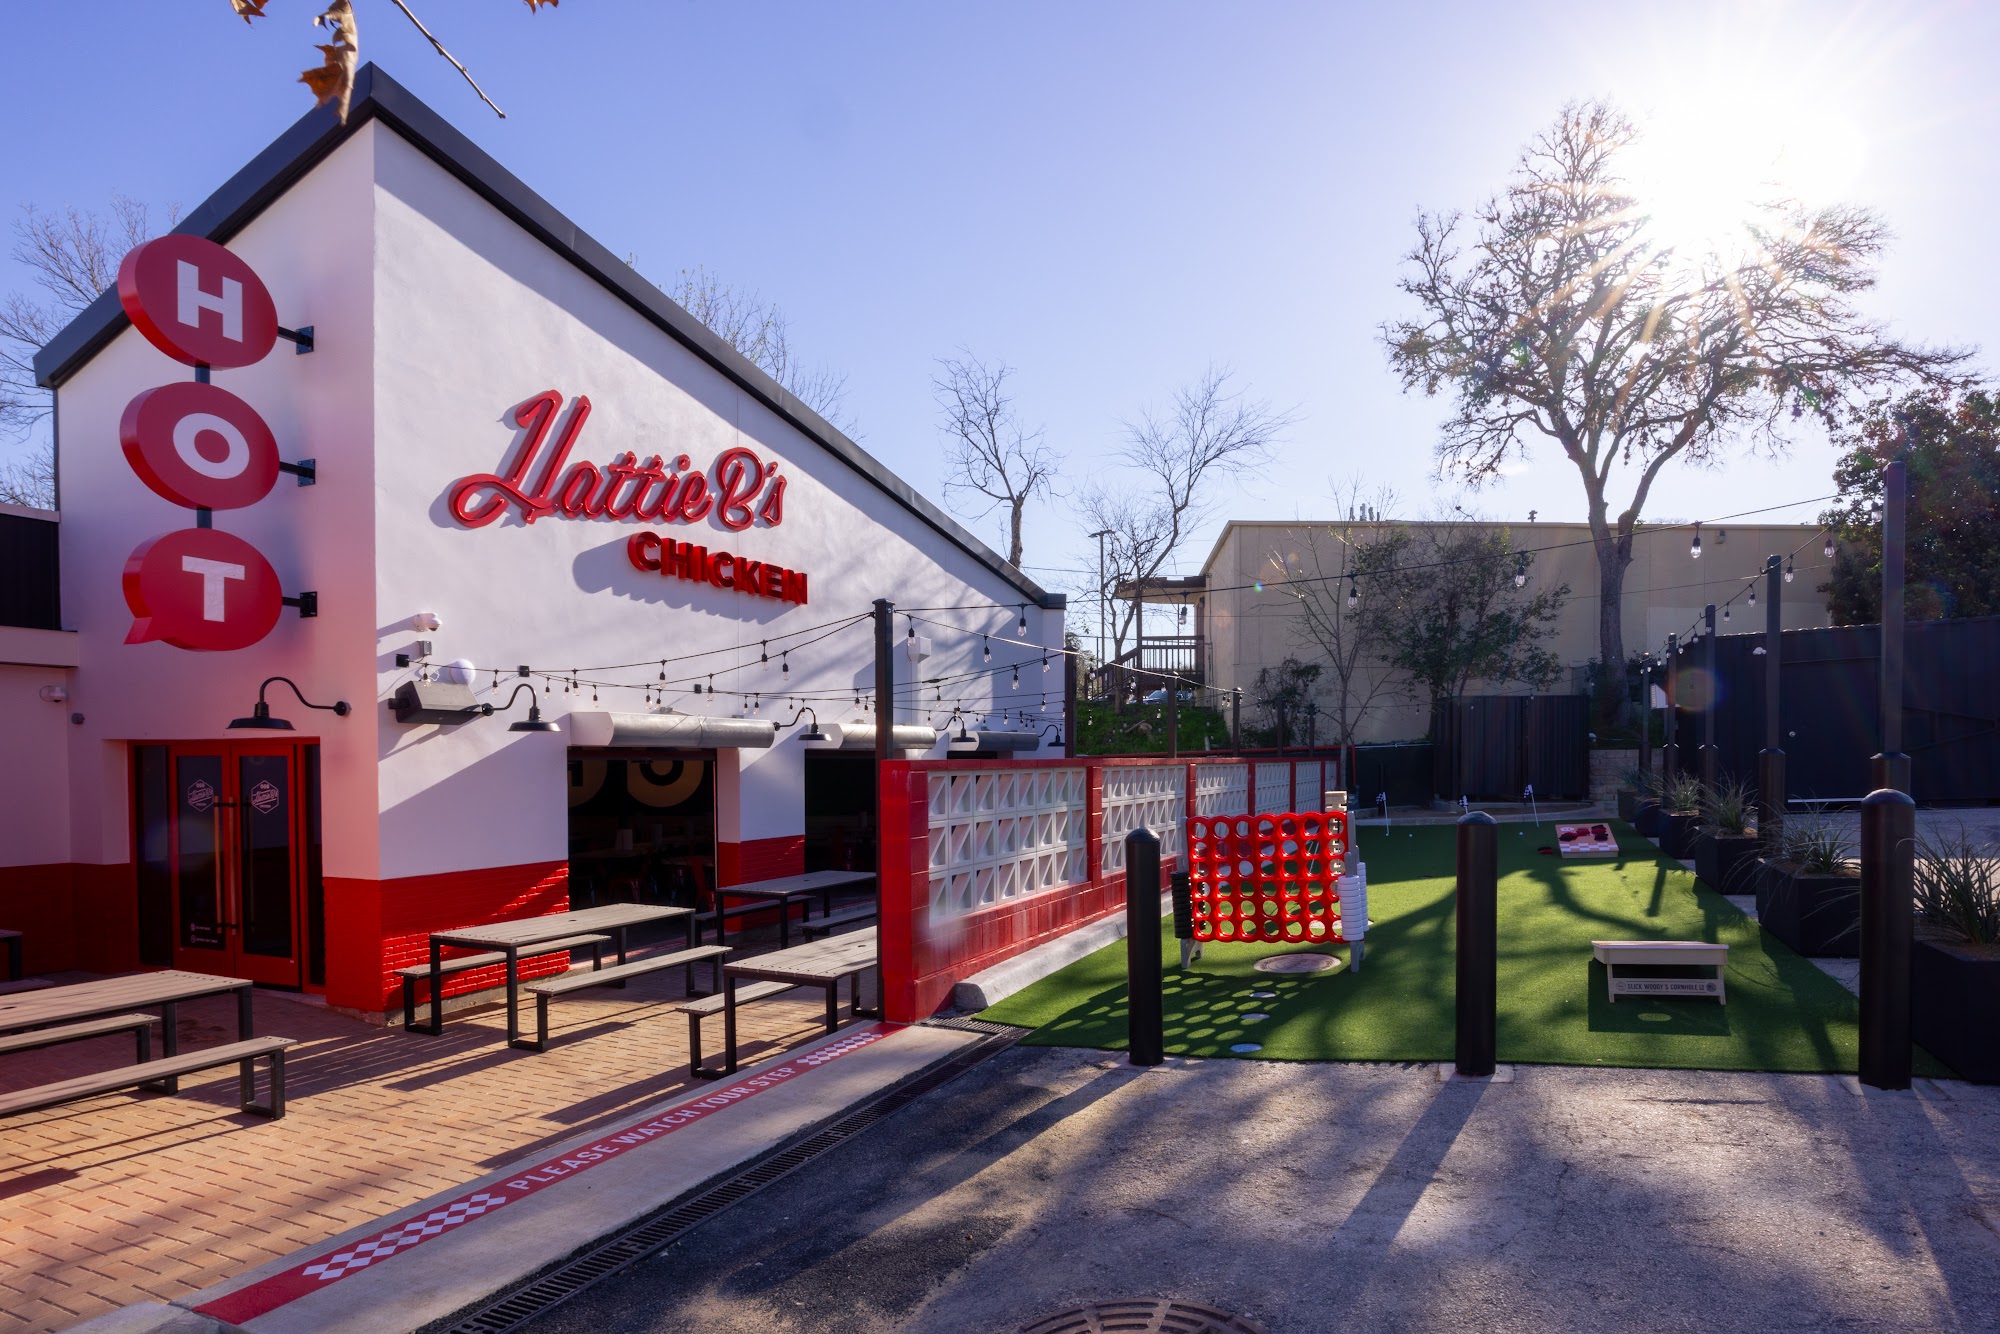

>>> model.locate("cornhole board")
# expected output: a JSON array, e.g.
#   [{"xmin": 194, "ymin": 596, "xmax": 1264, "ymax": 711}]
[
  {"xmin": 1556, "ymin": 823, "xmax": 1619, "ymax": 857},
  {"xmin": 1591, "ymin": 940, "xmax": 1728, "ymax": 1004}
]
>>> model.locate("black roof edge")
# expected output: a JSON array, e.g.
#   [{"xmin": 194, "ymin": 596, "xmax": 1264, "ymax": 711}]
[{"xmin": 34, "ymin": 65, "xmax": 1058, "ymax": 610}]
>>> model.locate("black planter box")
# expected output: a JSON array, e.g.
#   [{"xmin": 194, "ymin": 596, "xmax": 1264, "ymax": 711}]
[
  {"xmin": 1756, "ymin": 864, "xmax": 1861, "ymax": 958},
  {"xmin": 1696, "ymin": 833, "xmax": 1762, "ymax": 895},
  {"xmin": 1912, "ymin": 936, "xmax": 2000, "ymax": 1083},
  {"xmin": 1661, "ymin": 812, "xmax": 1702, "ymax": 859},
  {"xmin": 1634, "ymin": 801, "xmax": 1667, "ymax": 838},
  {"xmin": 1617, "ymin": 789, "xmax": 1640, "ymax": 823}
]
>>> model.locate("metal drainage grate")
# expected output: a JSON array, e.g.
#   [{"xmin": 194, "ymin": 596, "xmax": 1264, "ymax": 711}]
[
  {"xmin": 442, "ymin": 1027, "xmax": 1017, "ymax": 1333},
  {"xmin": 1018, "ymin": 1297, "xmax": 1268, "ymax": 1334},
  {"xmin": 922, "ymin": 1015, "xmax": 1032, "ymax": 1036}
]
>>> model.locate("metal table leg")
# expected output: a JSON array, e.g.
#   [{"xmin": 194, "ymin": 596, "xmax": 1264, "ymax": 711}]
[
  {"xmin": 236, "ymin": 985, "xmax": 255, "ymax": 1040},
  {"xmin": 823, "ymin": 980, "xmax": 839, "ymax": 1032},
  {"xmin": 503, "ymin": 948, "xmax": 523, "ymax": 1048},
  {"xmin": 158, "ymin": 1000, "xmax": 180, "ymax": 1095},
  {"xmin": 612, "ymin": 925, "xmax": 629, "ymax": 989},
  {"xmin": 426, "ymin": 938, "xmax": 445, "ymax": 1035},
  {"xmin": 722, "ymin": 972, "xmax": 739, "ymax": 1074}
]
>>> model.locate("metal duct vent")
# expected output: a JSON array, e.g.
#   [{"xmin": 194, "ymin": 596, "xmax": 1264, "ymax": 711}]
[
  {"xmin": 947, "ymin": 730, "xmax": 1040, "ymax": 753},
  {"xmin": 390, "ymin": 680, "xmax": 488, "ymax": 726},
  {"xmin": 565, "ymin": 711, "xmax": 778, "ymax": 749},
  {"xmin": 833, "ymin": 724, "xmax": 939, "ymax": 752}
]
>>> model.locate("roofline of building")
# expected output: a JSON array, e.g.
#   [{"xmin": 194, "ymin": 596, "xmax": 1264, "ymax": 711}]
[
  {"xmin": 33, "ymin": 65, "xmax": 1060, "ymax": 612},
  {"xmin": 1195, "ymin": 516, "xmax": 1822, "ymax": 580}
]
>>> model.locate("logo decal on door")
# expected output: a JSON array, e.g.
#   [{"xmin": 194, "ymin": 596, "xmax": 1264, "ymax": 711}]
[
  {"xmin": 248, "ymin": 780, "xmax": 282, "ymax": 815},
  {"xmin": 186, "ymin": 778, "xmax": 217, "ymax": 812}
]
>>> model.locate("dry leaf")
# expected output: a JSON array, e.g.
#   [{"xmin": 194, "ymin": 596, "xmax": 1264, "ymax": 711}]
[
  {"xmin": 229, "ymin": 0, "xmax": 270, "ymax": 20},
  {"xmin": 299, "ymin": 0, "xmax": 359, "ymax": 122},
  {"xmin": 523, "ymin": 0, "xmax": 559, "ymax": 10}
]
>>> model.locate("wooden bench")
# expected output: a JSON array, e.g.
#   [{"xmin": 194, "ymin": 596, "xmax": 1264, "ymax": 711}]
[
  {"xmin": 676, "ymin": 981, "xmax": 804, "ymax": 1078},
  {"xmin": 798, "ymin": 904, "xmax": 877, "ymax": 939},
  {"xmin": 398, "ymin": 933, "xmax": 612, "ymax": 1032},
  {"xmin": 1591, "ymin": 940, "xmax": 1729, "ymax": 1004},
  {"xmin": 523, "ymin": 945, "xmax": 729, "ymax": 1051},
  {"xmin": 0, "ymin": 1013, "xmax": 158, "ymax": 1064},
  {"xmin": 0, "ymin": 1036, "xmax": 297, "ymax": 1120}
]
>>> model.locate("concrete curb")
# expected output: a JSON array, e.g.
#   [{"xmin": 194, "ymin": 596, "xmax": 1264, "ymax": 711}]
[
  {"xmin": 140, "ymin": 1023, "xmax": 980, "ymax": 1334},
  {"xmin": 951, "ymin": 893, "xmax": 1171, "ymax": 1011}
]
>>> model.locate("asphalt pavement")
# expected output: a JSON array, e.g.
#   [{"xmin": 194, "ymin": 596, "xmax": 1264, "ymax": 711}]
[{"xmin": 521, "ymin": 1044, "xmax": 2000, "ymax": 1334}]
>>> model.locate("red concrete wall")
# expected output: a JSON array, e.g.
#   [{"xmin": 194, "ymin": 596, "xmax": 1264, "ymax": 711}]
[
  {"xmin": 0, "ymin": 863, "xmax": 141, "ymax": 976},
  {"xmin": 716, "ymin": 835, "xmax": 805, "ymax": 888},
  {"xmin": 325, "ymin": 859, "xmax": 571, "ymax": 1013}
]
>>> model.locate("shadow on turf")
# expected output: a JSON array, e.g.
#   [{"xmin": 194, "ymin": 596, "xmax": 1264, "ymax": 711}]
[{"xmin": 1583, "ymin": 960, "xmax": 1734, "ymax": 1036}]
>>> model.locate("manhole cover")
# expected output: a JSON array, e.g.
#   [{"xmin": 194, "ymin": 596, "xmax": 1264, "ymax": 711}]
[
  {"xmin": 1018, "ymin": 1298, "xmax": 1267, "ymax": 1334},
  {"xmin": 1253, "ymin": 953, "xmax": 1343, "ymax": 975}
]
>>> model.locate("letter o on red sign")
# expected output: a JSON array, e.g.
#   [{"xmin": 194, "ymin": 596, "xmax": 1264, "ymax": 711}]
[
  {"xmin": 122, "ymin": 527, "xmax": 284, "ymax": 651},
  {"xmin": 116, "ymin": 236, "xmax": 279, "ymax": 368},
  {"xmin": 120, "ymin": 382, "xmax": 279, "ymax": 510}
]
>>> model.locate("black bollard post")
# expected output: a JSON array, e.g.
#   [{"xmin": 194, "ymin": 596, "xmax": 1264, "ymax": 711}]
[
  {"xmin": 1858, "ymin": 787, "xmax": 1916, "ymax": 1090},
  {"xmin": 1125, "ymin": 827, "xmax": 1164, "ymax": 1067},
  {"xmin": 1455, "ymin": 810, "xmax": 1499, "ymax": 1077}
]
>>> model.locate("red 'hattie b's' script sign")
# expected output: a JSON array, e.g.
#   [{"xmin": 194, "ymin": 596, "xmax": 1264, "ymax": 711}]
[
  {"xmin": 448, "ymin": 391, "xmax": 787, "ymax": 530},
  {"xmin": 120, "ymin": 381, "xmax": 280, "ymax": 510},
  {"xmin": 123, "ymin": 527, "xmax": 284, "ymax": 651},
  {"xmin": 117, "ymin": 235, "xmax": 280, "ymax": 368}
]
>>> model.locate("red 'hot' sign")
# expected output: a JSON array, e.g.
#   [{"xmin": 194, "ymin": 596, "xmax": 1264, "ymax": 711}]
[
  {"xmin": 447, "ymin": 392, "xmax": 787, "ymax": 530},
  {"xmin": 123, "ymin": 527, "xmax": 284, "ymax": 651},
  {"xmin": 117, "ymin": 235, "xmax": 280, "ymax": 369},
  {"xmin": 120, "ymin": 381, "xmax": 280, "ymax": 511}
]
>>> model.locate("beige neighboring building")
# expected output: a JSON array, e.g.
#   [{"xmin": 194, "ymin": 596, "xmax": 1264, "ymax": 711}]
[{"xmin": 1116, "ymin": 519, "xmax": 1831, "ymax": 743}]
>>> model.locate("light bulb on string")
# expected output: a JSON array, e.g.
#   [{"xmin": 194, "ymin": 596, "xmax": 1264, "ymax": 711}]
[
  {"xmin": 1722, "ymin": 604, "xmax": 1730, "ymax": 622},
  {"xmin": 1017, "ymin": 605, "xmax": 1028, "ymax": 635},
  {"xmin": 760, "ymin": 641, "xmax": 769, "ymax": 665},
  {"xmin": 1346, "ymin": 576, "xmax": 1358, "ymax": 610},
  {"xmin": 907, "ymin": 618, "xmax": 916, "ymax": 643},
  {"xmin": 1748, "ymin": 583, "xmax": 1756, "ymax": 608},
  {"xmin": 1042, "ymin": 654, "xmax": 1051, "ymax": 673},
  {"xmin": 1513, "ymin": 554, "xmax": 1527, "ymax": 589},
  {"xmin": 658, "ymin": 661, "xmax": 666, "ymax": 681},
  {"xmin": 781, "ymin": 652, "xmax": 789, "ymax": 677},
  {"xmin": 1690, "ymin": 523, "xmax": 1703, "ymax": 559},
  {"xmin": 1824, "ymin": 535, "xmax": 1836, "ymax": 559},
  {"xmin": 1011, "ymin": 665, "xmax": 1020, "ymax": 689},
  {"xmin": 982, "ymin": 637, "xmax": 991, "ymax": 663},
  {"xmin": 1784, "ymin": 557, "xmax": 1795, "ymax": 584}
]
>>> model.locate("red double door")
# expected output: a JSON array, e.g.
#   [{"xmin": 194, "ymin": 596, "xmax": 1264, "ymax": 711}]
[{"xmin": 161, "ymin": 741, "xmax": 317, "ymax": 986}]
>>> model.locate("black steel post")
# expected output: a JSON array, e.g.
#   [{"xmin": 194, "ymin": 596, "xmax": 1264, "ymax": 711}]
[
  {"xmin": 1757, "ymin": 556, "xmax": 1786, "ymax": 849},
  {"xmin": 872, "ymin": 599, "xmax": 894, "ymax": 763},
  {"xmin": 1701, "ymin": 604, "xmax": 1718, "ymax": 794},
  {"xmin": 1637, "ymin": 659, "xmax": 1652, "ymax": 778},
  {"xmin": 1858, "ymin": 787, "xmax": 1915, "ymax": 1090},
  {"xmin": 1167, "ymin": 676, "xmax": 1179, "ymax": 759},
  {"xmin": 1662, "ymin": 633, "xmax": 1679, "ymax": 785},
  {"xmin": 1872, "ymin": 458, "xmax": 1911, "ymax": 794},
  {"xmin": 1454, "ymin": 810, "xmax": 1498, "ymax": 1077},
  {"xmin": 1124, "ymin": 827, "xmax": 1164, "ymax": 1066},
  {"xmin": 1230, "ymin": 689, "xmax": 1241, "ymax": 751},
  {"xmin": 1063, "ymin": 651, "xmax": 1078, "ymax": 757}
]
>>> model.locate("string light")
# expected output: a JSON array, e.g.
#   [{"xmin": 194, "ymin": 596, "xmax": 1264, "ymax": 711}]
[
  {"xmin": 1722, "ymin": 604, "xmax": 1731, "ymax": 621},
  {"xmin": 1824, "ymin": 535, "xmax": 1836, "ymax": 559},
  {"xmin": 1784, "ymin": 556, "xmax": 1795, "ymax": 584},
  {"xmin": 908, "ymin": 618, "xmax": 916, "ymax": 643},
  {"xmin": 1513, "ymin": 554, "xmax": 1527, "ymax": 589},
  {"xmin": 760, "ymin": 641, "xmax": 769, "ymax": 665},
  {"xmin": 1346, "ymin": 575, "xmax": 1358, "ymax": 610},
  {"xmin": 1690, "ymin": 523, "xmax": 1703, "ymax": 559},
  {"xmin": 781, "ymin": 651, "xmax": 789, "ymax": 676},
  {"xmin": 1042, "ymin": 654, "xmax": 1051, "ymax": 673},
  {"xmin": 1011, "ymin": 665, "xmax": 1020, "ymax": 690},
  {"xmin": 982, "ymin": 636, "xmax": 991, "ymax": 663},
  {"xmin": 658, "ymin": 660, "xmax": 666, "ymax": 681},
  {"xmin": 1748, "ymin": 583, "xmax": 1756, "ymax": 608},
  {"xmin": 1017, "ymin": 604, "xmax": 1028, "ymax": 635}
]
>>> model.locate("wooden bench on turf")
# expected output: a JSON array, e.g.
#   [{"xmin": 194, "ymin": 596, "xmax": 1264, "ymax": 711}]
[
  {"xmin": 798, "ymin": 903, "xmax": 877, "ymax": 939},
  {"xmin": 0, "ymin": 1037, "xmax": 297, "ymax": 1120},
  {"xmin": 675, "ymin": 981, "xmax": 807, "ymax": 1077},
  {"xmin": 523, "ymin": 944, "xmax": 730, "ymax": 1051},
  {"xmin": 398, "ymin": 933, "xmax": 611, "ymax": 1032},
  {"xmin": 1591, "ymin": 940, "xmax": 1729, "ymax": 1004}
]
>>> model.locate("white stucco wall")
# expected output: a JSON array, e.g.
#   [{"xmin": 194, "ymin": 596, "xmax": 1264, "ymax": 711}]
[
  {"xmin": 366, "ymin": 129, "xmax": 1060, "ymax": 879},
  {"xmin": 50, "ymin": 130, "xmax": 380, "ymax": 875},
  {"xmin": 0, "ymin": 662, "xmax": 75, "ymax": 868}
]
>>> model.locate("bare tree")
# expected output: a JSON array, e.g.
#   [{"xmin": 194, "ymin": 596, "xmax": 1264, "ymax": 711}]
[
  {"xmin": 1279, "ymin": 480, "xmax": 1408, "ymax": 752},
  {"xmin": 934, "ymin": 352, "xmax": 1060, "ymax": 566},
  {"xmin": 0, "ymin": 197, "xmax": 176, "ymax": 508},
  {"xmin": 662, "ymin": 265, "xmax": 854, "ymax": 434},
  {"xmin": 1084, "ymin": 367, "xmax": 1295, "ymax": 661},
  {"xmin": 1383, "ymin": 100, "xmax": 1969, "ymax": 722}
]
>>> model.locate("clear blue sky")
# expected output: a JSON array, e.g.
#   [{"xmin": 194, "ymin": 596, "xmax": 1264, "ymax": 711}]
[{"xmin": 8, "ymin": 1, "xmax": 1995, "ymax": 601}]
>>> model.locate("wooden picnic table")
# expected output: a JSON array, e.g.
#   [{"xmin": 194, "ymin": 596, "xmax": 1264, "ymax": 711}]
[
  {"xmin": 0, "ymin": 969, "xmax": 253, "ymax": 1094},
  {"xmin": 721, "ymin": 926, "xmax": 878, "ymax": 1074},
  {"xmin": 424, "ymin": 903, "xmax": 692, "ymax": 1047},
  {"xmin": 708, "ymin": 870, "xmax": 876, "ymax": 949}
]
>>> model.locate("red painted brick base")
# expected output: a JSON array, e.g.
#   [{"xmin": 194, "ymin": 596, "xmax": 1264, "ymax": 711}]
[
  {"xmin": 0, "ymin": 862, "xmax": 139, "ymax": 976},
  {"xmin": 716, "ymin": 836, "xmax": 805, "ymax": 887}
]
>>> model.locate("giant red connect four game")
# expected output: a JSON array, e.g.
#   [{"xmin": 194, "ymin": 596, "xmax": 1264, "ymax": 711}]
[{"xmin": 1186, "ymin": 811, "xmax": 1349, "ymax": 944}]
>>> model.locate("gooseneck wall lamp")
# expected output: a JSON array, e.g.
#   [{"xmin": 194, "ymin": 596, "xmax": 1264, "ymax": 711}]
[
  {"xmin": 781, "ymin": 706, "xmax": 828, "ymax": 742},
  {"xmin": 229, "ymin": 676, "xmax": 352, "ymax": 730},
  {"xmin": 495, "ymin": 683, "xmax": 560, "ymax": 733}
]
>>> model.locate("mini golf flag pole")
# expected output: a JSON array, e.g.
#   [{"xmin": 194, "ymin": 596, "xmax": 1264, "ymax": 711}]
[
  {"xmin": 1524, "ymin": 783, "xmax": 1538, "ymax": 826},
  {"xmin": 1378, "ymin": 792, "xmax": 1389, "ymax": 835}
]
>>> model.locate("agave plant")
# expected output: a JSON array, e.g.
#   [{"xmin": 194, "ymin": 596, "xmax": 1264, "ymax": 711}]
[
  {"xmin": 1913, "ymin": 827, "xmax": 2000, "ymax": 945},
  {"xmin": 1661, "ymin": 771, "xmax": 1704, "ymax": 815},
  {"xmin": 1700, "ymin": 777, "xmax": 1756, "ymax": 837},
  {"xmin": 1777, "ymin": 818, "xmax": 1856, "ymax": 876}
]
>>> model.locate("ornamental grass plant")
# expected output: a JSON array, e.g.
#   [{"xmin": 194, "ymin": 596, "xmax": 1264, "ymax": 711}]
[
  {"xmin": 1700, "ymin": 777, "xmax": 1756, "ymax": 836},
  {"xmin": 1914, "ymin": 827, "xmax": 2000, "ymax": 945}
]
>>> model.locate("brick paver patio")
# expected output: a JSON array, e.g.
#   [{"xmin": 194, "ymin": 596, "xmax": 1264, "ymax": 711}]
[{"xmin": 0, "ymin": 943, "xmax": 857, "ymax": 1332}]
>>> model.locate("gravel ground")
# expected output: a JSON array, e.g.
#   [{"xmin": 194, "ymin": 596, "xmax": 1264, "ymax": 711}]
[{"xmin": 524, "ymin": 1045, "xmax": 2000, "ymax": 1334}]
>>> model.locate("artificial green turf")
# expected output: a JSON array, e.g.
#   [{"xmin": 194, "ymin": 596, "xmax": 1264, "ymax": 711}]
[{"xmin": 979, "ymin": 821, "xmax": 1950, "ymax": 1076}]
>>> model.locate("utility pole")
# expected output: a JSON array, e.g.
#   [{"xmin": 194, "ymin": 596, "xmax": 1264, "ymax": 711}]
[{"xmin": 1089, "ymin": 527, "xmax": 1113, "ymax": 670}]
